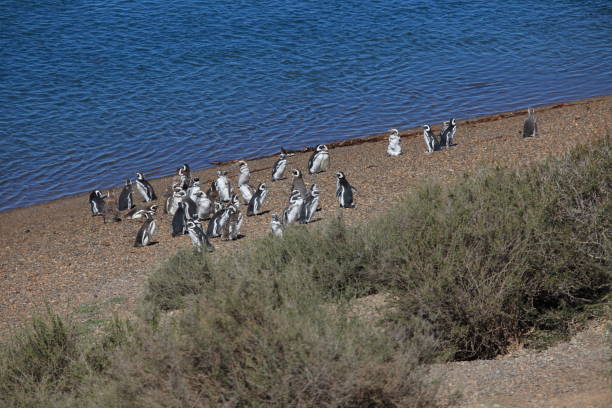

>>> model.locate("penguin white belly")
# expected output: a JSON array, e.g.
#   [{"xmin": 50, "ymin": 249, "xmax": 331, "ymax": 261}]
[
  {"xmin": 273, "ymin": 161, "xmax": 286, "ymax": 180},
  {"xmin": 239, "ymin": 184, "xmax": 253, "ymax": 203}
]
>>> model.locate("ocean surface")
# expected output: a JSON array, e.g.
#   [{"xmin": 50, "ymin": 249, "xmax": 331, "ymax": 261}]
[{"xmin": 1, "ymin": 0, "xmax": 611, "ymax": 212}]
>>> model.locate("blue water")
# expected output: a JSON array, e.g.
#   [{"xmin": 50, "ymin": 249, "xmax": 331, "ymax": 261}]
[{"xmin": 1, "ymin": 0, "xmax": 611, "ymax": 211}]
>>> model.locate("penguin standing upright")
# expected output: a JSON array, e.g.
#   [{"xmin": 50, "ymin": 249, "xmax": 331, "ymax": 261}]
[
  {"xmin": 207, "ymin": 206, "xmax": 231, "ymax": 238},
  {"xmin": 186, "ymin": 221, "xmax": 215, "ymax": 252},
  {"xmin": 290, "ymin": 169, "xmax": 309, "ymax": 200},
  {"xmin": 308, "ymin": 144, "xmax": 330, "ymax": 174},
  {"xmin": 135, "ymin": 172, "xmax": 157, "ymax": 202},
  {"xmin": 335, "ymin": 172, "xmax": 356, "ymax": 208},
  {"xmin": 179, "ymin": 164, "xmax": 192, "ymax": 189},
  {"xmin": 237, "ymin": 160, "xmax": 250, "ymax": 187},
  {"xmin": 387, "ymin": 129, "xmax": 402, "ymax": 156},
  {"xmin": 171, "ymin": 200, "xmax": 188, "ymax": 237},
  {"xmin": 247, "ymin": 183, "xmax": 268, "ymax": 216},
  {"xmin": 221, "ymin": 205, "xmax": 243, "ymax": 241},
  {"xmin": 89, "ymin": 190, "xmax": 107, "ymax": 216},
  {"xmin": 300, "ymin": 183, "xmax": 320, "ymax": 224},
  {"xmin": 423, "ymin": 125, "xmax": 437, "ymax": 153},
  {"xmin": 439, "ymin": 118, "xmax": 457, "ymax": 148},
  {"xmin": 215, "ymin": 170, "xmax": 232, "ymax": 202},
  {"xmin": 102, "ymin": 190, "xmax": 121, "ymax": 223},
  {"xmin": 270, "ymin": 213, "xmax": 284, "ymax": 237},
  {"xmin": 271, "ymin": 148, "xmax": 288, "ymax": 181},
  {"xmin": 283, "ymin": 190, "xmax": 304, "ymax": 225},
  {"xmin": 118, "ymin": 179, "xmax": 135, "ymax": 211},
  {"xmin": 134, "ymin": 213, "xmax": 157, "ymax": 247},
  {"xmin": 523, "ymin": 108, "xmax": 538, "ymax": 138},
  {"xmin": 194, "ymin": 191, "xmax": 213, "ymax": 220}
]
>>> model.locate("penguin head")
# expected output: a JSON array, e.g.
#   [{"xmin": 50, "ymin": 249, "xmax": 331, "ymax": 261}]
[
  {"xmin": 149, "ymin": 205, "xmax": 159, "ymax": 213},
  {"xmin": 95, "ymin": 190, "xmax": 105, "ymax": 198},
  {"xmin": 316, "ymin": 144, "xmax": 328, "ymax": 152},
  {"xmin": 335, "ymin": 172, "xmax": 345, "ymax": 180},
  {"xmin": 181, "ymin": 164, "xmax": 190, "ymax": 173},
  {"xmin": 217, "ymin": 170, "xmax": 227, "ymax": 177},
  {"xmin": 186, "ymin": 220, "xmax": 196, "ymax": 230},
  {"xmin": 271, "ymin": 213, "xmax": 280, "ymax": 222},
  {"xmin": 310, "ymin": 183, "xmax": 320, "ymax": 193},
  {"xmin": 125, "ymin": 178, "xmax": 131, "ymax": 186},
  {"xmin": 450, "ymin": 118, "xmax": 456, "ymax": 126},
  {"xmin": 136, "ymin": 172, "xmax": 144, "ymax": 180},
  {"xmin": 389, "ymin": 128, "xmax": 399, "ymax": 136},
  {"xmin": 259, "ymin": 183, "xmax": 267, "ymax": 191},
  {"xmin": 291, "ymin": 169, "xmax": 301, "ymax": 178},
  {"xmin": 423, "ymin": 125, "xmax": 431, "ymax": 132}
]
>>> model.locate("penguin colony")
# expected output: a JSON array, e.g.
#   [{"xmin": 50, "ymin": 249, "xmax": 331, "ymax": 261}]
[{"xmin": 88, "ymin": 109, "xmax": 538, "ymax": 249}]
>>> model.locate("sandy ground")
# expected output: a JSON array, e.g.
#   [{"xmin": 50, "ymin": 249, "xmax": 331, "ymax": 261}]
[{"xmin": 0, "ymin": 94, "xmax": 610, "ymax": 406}]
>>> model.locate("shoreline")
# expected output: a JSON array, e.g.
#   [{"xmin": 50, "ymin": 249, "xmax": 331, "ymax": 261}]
[
  {"xmin": 0, "ymin": 94, "xmax": 610, "ymax": 339},
  {"xmin": 1, "ymin": 94, "xmax": 609, "ymax": 216}
]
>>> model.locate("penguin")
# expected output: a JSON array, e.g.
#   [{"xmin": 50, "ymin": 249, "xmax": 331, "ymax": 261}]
[
  {"xmin": 283, "ymin": 189, "xmax": 304, "ymax": 225},
  {"xmin": 179, "ymin": 164, "xmax": 192, "ymax": 189},
  {"xmin": 207, "ymin": 206, "xmax": 231, "ymax": 238},
  {"xmin": 183, "ymin": 196, "xmax": 199, "ymax": 221},
  {"xmin": 215, "ymin": 170, "xmax": 232, "ymax": 202},
  {"xmin": 308, "ymin": 144, "xmax": 330, "ymax": 174},
  {"xmin": 439, "ymin": 118, "xmax": 457, "ymax": 148},
  {"xmin": 118, "ymin": 179, "xmax": 135, "ymax": 211},
  {"xmin": 247, "ymin": 182, "xmax": 268, "ymax": 216},
  {"xmin": 126, "ymin": 204, "xmax": 158, "ymax": 220},
  {"xmin": 171, "ymin": 201, "xmax": 188, "ymax": 237},
  {"xmin": 187, "ymin": 178, "xmax": 201, "ymax": 202},
  {"xmin": 271, "ymin": 148, "xmax": 288, "ymax": 181},
  {"xmin": 134, "ymin": 213, "xmax": 157, "ymax": 247},
  {"xmin": 239, "ymin": 183, "xmax": 254, "ymax": 204},
  {"xmin": 221, "ymin": 205, "xmax": 243, "ymax": 241},
  {"xmin": 102, "ymin": 190, "xmax": 121, "ymax": 223},
  {"xmin": 423, "ymin": 125, "xmax": 437, "ymax": 153},
  {"xmin": 164, "ymin": 189, "xmax": 184, "ymax": 216},
  {"xmin": 186, "ymin": 220, "xmax": 215, "ymax": 252},
  {"xmin": 387, "ymin": 128, "xmax": 402, "ymax": 156},
  {"xmin": 335, "ymin": 172, "xmax": 356, "ymax": 208},
  {"xmin": 194, "ymin": 191, "xmax": 214, "ymax": 220},
  {"xmin": 270, "ymin": 213, "xmax": 284, "ymax": 237},
  {"xmin": 523, "ymin": 108, "xmax": 538, "ymax": 138},
  {"xmin": 89, "ymin": 190, "xmax": 106, "ymax": 216},
  {"xmin": 300, "ymin": 183, "xmax": 320, "ymax": 224},
  {"xmin": 135, "ymin": 172, "xmax": 157, "ymax": 202},
  {"xmin": 237, "ymin": 160, "xmax": 250, "ymax": 187},
  {"xmin": 290, "ymin": 168, "xmax": 309, "ymax": 200}
]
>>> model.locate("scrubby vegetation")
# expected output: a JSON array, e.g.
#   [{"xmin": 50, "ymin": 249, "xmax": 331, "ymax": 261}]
[{"xmin": 1, "ymin": 138, "xmax": 609, "ymax": 406}]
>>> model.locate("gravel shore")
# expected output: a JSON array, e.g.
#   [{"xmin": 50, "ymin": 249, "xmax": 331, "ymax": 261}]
[{"xmin": 0, "ymin": 94, "xmax": 610, "ymax": 406}]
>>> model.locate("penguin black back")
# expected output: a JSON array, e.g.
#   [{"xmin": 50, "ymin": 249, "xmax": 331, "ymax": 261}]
[
  {"xmin": 118, "ymin": 179, "xmax": 134, "ymax": 211},
  {"xmin": 171, "ymin": 202, "xmax": 187, "ymax": 237}
]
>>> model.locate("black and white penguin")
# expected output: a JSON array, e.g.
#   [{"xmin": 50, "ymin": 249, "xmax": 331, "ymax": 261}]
[
  {"xmin": 237, "ymin": 160, "xmax": 250, "ymax": 187},
  {"xmin": 423, "ymin": 125, "xmax": 437, "ymax": 153},
  {"xmin": 171, "ymin": 201, "xmax": 188, "ymax": 237},
  {"xmin": 187, "ymin": 177, "xmax": 201, "ymax": 202},
  {"xmin": 194, "ymin": 191, "xmax": 213, "ymax": 220},
  {"xmin": 271, "ymin": 213, "xmax": 283, "ymax": 237},
  {"xmin": 118, "ymin": 179, "xmax": 135, "ymax": 211},
  {"xmin": 89, "ymin": 190, "xmax": 107, "ymax": 216},
  {"xmin": 164, "ymin": 189, "xmax": 184, "ymax": 216},
  {"xmin": 221, "ymin": 205, "xmax": 243, "ymax": 241},
  {"xmin": 335, "ymin": 172, "xmax": 356, "ymax": 208},
  {"xmin": 207, "ymin": 206, "xmax": 231, "ymax": 238},
  {"xmin": 247, "ymin": 183, "xmax": 268, "ymax": 216},
  {"xmin": 387, "ymin": 128, "xmax": 402, "ymax": 156},
  {"xmin": 186, "ymin": 221, "xmax": 215, "ymax": 252},
  {"xmin": 439, "ymin": 118, "xmax": 457, "ymax": 148},
  {"xmin": 523, "ymin": 108, "xmax": 538, "ymax": 138},
  {"xmin": 134, "ymin": 213, "xmax": 157, "ymax": 248},
  {"xmin": 283, "ymin": 189, "xmax": 304, "ymax": 225},
  {"xmin": 215, "ymin": 170, "xmax": 232, "ymax": 202},
  {"xmin": 300, "ymin": 183, "xmax": 320, "ymax": 224},
  {"xmin": 308, "ymin": 144, "xmax": 330, "ymax": 174},
  {"xmin": 126, "ymin": 204, "xmax": 158, "ymax": 220},
  {"xmin": 271, "ymin": 148, "xmax": 288, "ymax": 181},
  {"xmin": 182, "ymin": 196, "xmax": 199, "ymax": 221},
  {"xmin": 135, "ymin": 172, "xmax": 157, "ymax": 202},
  {"xmin": 239, "ymin": 183, "xmax": 254, "ymax": 204},
  {"xmin": 290, "ymin": 168, "xmax": 309, "ymax": 200},
  {"xmin": 179, "ymin": 164, "xmax": 192, "ymax": 188}
]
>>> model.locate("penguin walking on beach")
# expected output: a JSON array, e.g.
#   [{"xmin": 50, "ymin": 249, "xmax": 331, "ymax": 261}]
[
  {"xmin": 423, "ymin": 125, "xmax": 437, "ymax": 153},
  {"xmin": 308, "ymin": 144, "xmax": 330, "ymax": 174},
  {"xmin": 215, "ymin": 170, "xmax": 232, "ymax": 202},
  {"xmin": 271, "ymin": 213, "xmax": 284, "ymax": 237},
  {"xmin": 134, "ymin": 212, "xmax": 157, "ymax": 248},
  {"xmin": 290, "ymin": 169, "xmax": 309, "ymax": 200},
  {"xmin": 283, "ymin": 189, "xmax": 304, "ymax": 225},
  {"xmin": 89, "ymin": 190, "xmax": 107, "ymax": 216},
  {"xmin": 207, "ymin": 206, "xmax": 231, "ymax": 238},
  {"xmin": 135, "ymin": 172, "xmax": 157, "ymax": 202},
  {"xmin": 523, "ymin": 108, "xmax": 538, "ymax": 138},
  {"xmin": 247, "ymin": 182, "xmax": 268, "ymax": 216},
  {"xmin": 300, "ymin": 183, "xmax": 320, "ymax": 224},
  {"xmin": 118, "ymin": 179, "xmax": 135, "ymax": 211},
  {"xmin": 186, "ymin": 220, "xmax": 215, "ymax": 252},
  {"xmin": 271, "ymin": 148, "xmax": 288, "ymax": 181},
  {"xmin": 335, "ymin": 172, "xmax": 356, "ymax": 208},
  {"xmin": 387, "ymin": 128, "xmax": 402, "ymax": 156},
  {"xmin": 440, "ymin": 119, "xmax": 457, "ymax": 148}
]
